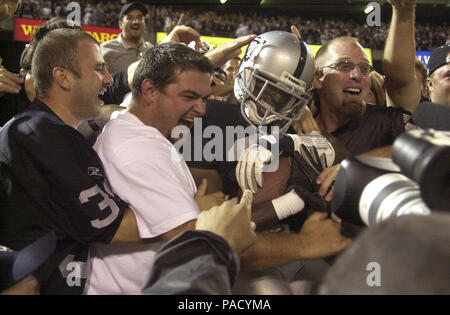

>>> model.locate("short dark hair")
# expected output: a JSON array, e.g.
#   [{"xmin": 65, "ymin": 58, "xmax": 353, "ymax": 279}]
[
  {"xmin": 21, "ymin": 17, "xmax": 83, "ymax": 72},
  {"xmin": 32, "ymin": 28, "xmax": 98, "ymax": 96},
  {"xmin": 132, "ymin": 42, "xmax": 214, "ymax": 98}
]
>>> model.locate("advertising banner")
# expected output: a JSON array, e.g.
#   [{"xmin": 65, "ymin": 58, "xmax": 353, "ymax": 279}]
[{"xmin": 14, "ymin": 17, "xmax": 121, "ymax": 44}]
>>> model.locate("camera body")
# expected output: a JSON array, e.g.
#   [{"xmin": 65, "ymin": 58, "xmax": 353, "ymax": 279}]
[{"xmin": 332, "ymin": 129, "xmax": 450, "ymax": 227}]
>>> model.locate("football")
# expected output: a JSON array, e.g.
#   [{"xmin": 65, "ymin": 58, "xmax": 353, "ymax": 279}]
[{"xmin": 239, "ymin": 156, "xmax": 292, "ymax": 204}]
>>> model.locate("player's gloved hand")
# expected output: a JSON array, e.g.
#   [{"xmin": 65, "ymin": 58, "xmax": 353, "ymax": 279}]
[
  {"xmin": 280, "ymin": 146, "xmax": 333, "ymax": 232},
  {"xmin": 288, "ymin": 148, "xmax": 330, "ymax": 214},
  {"xmin": 282, "ymin": 131, "xmax": 335, "ymax": 172},
  {"xmin": 236, "ymin": 141, "xmax": 273, "ymax": 194},
  {"xmin": 286, "ymin": 134, "xmax": 351, "ymax": 230},
  {"xmin": 236, "ymin": 132, "xmax": 335, "ymax": 194}
]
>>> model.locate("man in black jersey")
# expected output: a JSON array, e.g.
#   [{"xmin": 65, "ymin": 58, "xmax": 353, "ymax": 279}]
[
  {"xmin": 305, "ymin": 36, "xmax": 414, "ymax": 202},
  {"xmin": 0, "ymin": 28, "xmax": 141, "ymax": 294}
]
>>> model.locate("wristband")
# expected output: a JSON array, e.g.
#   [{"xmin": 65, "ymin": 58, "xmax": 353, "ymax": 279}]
[{"xmin": 271, "ymin": 189, "xmax": 305, "ymax": 220}]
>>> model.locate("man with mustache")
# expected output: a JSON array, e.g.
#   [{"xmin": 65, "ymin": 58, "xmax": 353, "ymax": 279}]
[
  {"xmin": 312, "ymin": 36, "xmax": 409, "ymax": 156},
  {"xmin": 101, "ymin": 2, "xmax": 152, "ymax": 74},
  {"xmin": 286, "ymin": 36, "xmax": 414, "ymax": 203},
  {"xmin": 101, "ymin": 2, "xmax": 202, "ymax": 75}
]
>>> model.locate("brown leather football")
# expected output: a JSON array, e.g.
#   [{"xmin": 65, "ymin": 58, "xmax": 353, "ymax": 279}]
[{"xmin": 238, "ymin": 156, "xmax": 291, "ymax": 204}]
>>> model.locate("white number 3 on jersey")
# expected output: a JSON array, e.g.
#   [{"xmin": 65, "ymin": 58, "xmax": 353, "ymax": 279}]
[{"xmin": 79, "ymin": 185, "xmax": 120, "ymax": 229}]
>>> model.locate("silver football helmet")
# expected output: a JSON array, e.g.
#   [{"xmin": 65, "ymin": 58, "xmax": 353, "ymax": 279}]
[{"xmin": 234, "ymin": 31, "xmax": 316, "ymax": 134}]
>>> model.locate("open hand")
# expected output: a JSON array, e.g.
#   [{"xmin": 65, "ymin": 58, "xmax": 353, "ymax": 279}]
[{"xmin": 205, "ymin": 34, "xmax": 256, "ymax": 69}]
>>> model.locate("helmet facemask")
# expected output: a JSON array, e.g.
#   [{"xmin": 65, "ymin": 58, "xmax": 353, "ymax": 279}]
[{"xmin": 238, "ymin": 66, "xmax": 311, "ymax": 134}]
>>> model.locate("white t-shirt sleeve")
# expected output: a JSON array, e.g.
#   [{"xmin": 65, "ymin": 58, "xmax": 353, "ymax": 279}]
[{"xmin": 107, "ymin": 138, "xmax": 199, "ymax": 239}]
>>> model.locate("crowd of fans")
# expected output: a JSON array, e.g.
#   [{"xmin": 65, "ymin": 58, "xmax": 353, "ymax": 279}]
[
  {"xmin": 1, "ymin": 0, "xmax": 449, "ymax": 296},
  {"xmin": 16, "ymin": 0, "xmax": 123, "ymax": 27},
  {"xmin": 15, "ymin": 0, "xmax": 448, "ymax": 51}
]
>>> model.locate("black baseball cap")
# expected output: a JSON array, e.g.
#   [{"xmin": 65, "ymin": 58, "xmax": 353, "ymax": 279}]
[
  {"xmin": 428, "ymin": 44, "xmax": 450, "ymax": 76},
  {"xmin": 119, "ymin": 2, "xmax": 148, "ymax": 21},
  {"xmin": 0, "ymin": 231, "xmax": 57, "ymax": 291}
]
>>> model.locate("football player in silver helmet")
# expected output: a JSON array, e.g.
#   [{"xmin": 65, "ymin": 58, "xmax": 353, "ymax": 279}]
[{"xmin": 234, "ymin": 31, "xmax": 316, "ymax": 134}]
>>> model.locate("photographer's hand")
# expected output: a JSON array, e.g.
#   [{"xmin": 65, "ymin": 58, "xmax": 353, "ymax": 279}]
[{"xmin": 316, "ymin": 164, "xmax": 341, "ymax": 202}]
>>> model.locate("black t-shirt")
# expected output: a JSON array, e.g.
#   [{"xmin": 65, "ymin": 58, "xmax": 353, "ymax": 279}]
[
  {"xmin": 330, "ymin": 104, "xmax": 412, "ymax": 156},
  {"xmin": 0, "ymin": 71, "xmax": 130, "ymax": 126},
  {"xmin": 0, "ymin": 100, "xmax": 127, "ymax": 294}
]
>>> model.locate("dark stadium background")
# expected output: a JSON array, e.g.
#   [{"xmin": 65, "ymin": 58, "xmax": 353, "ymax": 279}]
[{"xmin": 0, "ymin": 0, "xmax": 447, "ymax": 75}]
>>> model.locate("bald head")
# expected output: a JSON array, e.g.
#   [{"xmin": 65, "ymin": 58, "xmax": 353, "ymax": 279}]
[{"xmin": 315, "ymin": 37, "xmax": 366, "ymax": 70}]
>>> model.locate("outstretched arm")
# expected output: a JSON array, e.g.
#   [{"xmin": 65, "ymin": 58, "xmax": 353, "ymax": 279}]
[
  {"xmin": 383, "ymin": 0, "xmax": 420, "ymax": 112},
  {"xmin": 161, "ymin": 25, "xmax": 202, "ymax": 49},
  {"xmin": 240, "ymin": 212, "xmax": 351, "ymax": 270},
  {"xmin": 205, "ymin": 34, "xmax": 256, "ymax": 69}
]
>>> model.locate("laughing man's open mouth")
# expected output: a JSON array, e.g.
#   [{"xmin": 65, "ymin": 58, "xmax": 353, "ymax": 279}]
[{"xmin": 343, "ymin": 87, "xmax": 362, "ymax": 96}]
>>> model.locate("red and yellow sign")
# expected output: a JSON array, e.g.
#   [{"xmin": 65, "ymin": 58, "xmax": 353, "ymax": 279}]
[{"xmin": 14, "ymin": 17, "xmax": 121, "ymax": 44}]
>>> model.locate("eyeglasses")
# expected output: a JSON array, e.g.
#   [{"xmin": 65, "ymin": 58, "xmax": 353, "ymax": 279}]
[{"xmin": 324, "ymin": 60, "xmax": 374, "ymax": 75}]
